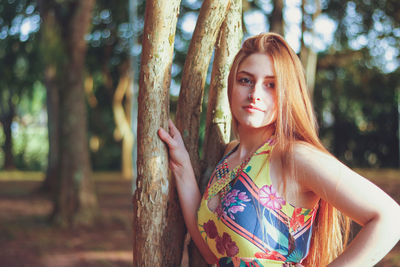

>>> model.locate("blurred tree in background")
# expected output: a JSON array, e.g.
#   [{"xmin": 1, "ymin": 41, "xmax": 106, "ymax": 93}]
[
  {"xmin": 0, "ymin": 0, "xmax": 399, "ymax": 265},
  {"xmin": 0, "ymin": 0, "xmax": 399, "ymax": 224},
  {"xmin": 316, "ymin": 0, "xmax": 400, "ymax": 167},
  {"xmin": 38, "ymin": 0, "xmax": 98, "ymax": 226},
  {"xmin": 85, "ymin": 0, "xmax": 136, "ymax": 174},
  {"xmin": 0, "ymin": 0, "xmax": 43, "ymax": 170}
]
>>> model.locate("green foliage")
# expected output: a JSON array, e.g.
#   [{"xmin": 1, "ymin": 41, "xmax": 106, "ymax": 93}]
[
  {"xmin": 0, "ymin": 80, "xmax": 47, "ymax": 170},
  {"xmin": 325, "ymin": 0, "xmax": 400, "ymax": 71},
  {"xmin": 315, "ymin": 0, "xmax": 400, "ymax": 167},
  {"xmin": 1, "ymin": 0, "xmax": 400, "ymax": 171},
  {"xmin": 315, "ymin": 55, "xmax": 399, "ymax": 167},
  {"xmin": 0, "ymin": 0, "xmax": 44, "ymax": 170},
  {"xmin": 12, "ymin": 121, "xmax": 48, "ymax": 170},
  {"xmin": 85, "ymin": 0, "xmax": 136, "ymax": 170}
]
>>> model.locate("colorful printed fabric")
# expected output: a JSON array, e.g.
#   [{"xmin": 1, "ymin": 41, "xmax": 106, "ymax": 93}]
[{"xmin": 197, "ymin": 139, "xmax": 318, "ymax": 267}]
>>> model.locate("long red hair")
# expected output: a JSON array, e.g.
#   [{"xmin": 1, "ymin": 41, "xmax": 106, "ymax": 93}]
[{"xmin": 227, "ymin": 33, "xmax": 350, "ymax": 266}]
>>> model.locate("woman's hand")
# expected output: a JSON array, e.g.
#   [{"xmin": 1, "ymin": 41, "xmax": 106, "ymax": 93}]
[
  {"xmin": 158, "ymin": 119, "xmax": 191, "ymax": 176},
  {"xmin": 159, "ymin": 120, "xmax": 217, "ymax": 263}
]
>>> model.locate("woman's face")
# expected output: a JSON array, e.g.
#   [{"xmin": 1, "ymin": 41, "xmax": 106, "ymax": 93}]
[{"xmin": 231, "ymin": 53, "xmax": 277, "ymax": 130}]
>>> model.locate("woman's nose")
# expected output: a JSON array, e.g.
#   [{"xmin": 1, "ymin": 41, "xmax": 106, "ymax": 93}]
[{"xmin": 249, "ymin": 81, "xmax": 262, "ymax": 102}]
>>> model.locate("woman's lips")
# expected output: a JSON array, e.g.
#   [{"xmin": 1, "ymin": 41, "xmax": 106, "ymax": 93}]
[{"xmin": 243, "ymin": 105, "xmax": 264, "ymax": 112}]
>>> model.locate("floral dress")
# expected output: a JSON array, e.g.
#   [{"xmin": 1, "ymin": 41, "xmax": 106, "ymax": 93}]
[{"xmin": 197, "ymin": 138, "xmax": 318, "ymax": 267}]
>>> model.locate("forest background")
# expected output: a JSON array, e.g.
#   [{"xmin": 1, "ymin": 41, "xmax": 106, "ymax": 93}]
[{"xmin": 0, "ymin": 0, "xmax": 399, "ymax": 266}]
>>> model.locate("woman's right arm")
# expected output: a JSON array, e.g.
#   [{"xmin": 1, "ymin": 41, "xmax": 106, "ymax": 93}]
[{"xmin": 158, "ymin": 119, "xmax": 217, "ymax": 264}]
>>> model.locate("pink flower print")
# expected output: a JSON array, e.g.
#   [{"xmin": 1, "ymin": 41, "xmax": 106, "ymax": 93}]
[
  {"xmin": 221, "ymin": 190, "xmax": 250, "ymax": 220},
  {"xmin": 238, "ymin": 191, "xmax": 250, "ymax": 202},
  {"xmin": 223, "ymin": 195, "xmax": 236, "ymax": 207},
  {"xmin": 203, "ymin": 220, "xmax": 218, "ymax": 239},
  {"xmin": 223, "ymin": 189, "xmax": 239, "ymax": 207},
  {"xmin": 222, "ymin": 232, "xmax": 239, "ymax": 257},
  {"xmin": 227, "ymin": 205, "xmax": 245, "ymax": 219},
  {"xmin": 215, "ymin": 235, "xmax": 225, "ymax": 255},
  {"xmin": 231, "ymin": 189, "xmax": 239, "ymax": 196},
  {"xmin": 259, "ymin": 185, "xmax": 286, "ymax": 210},
  {"xmin": 215, "ymin": 232, "xmax": 239, "ymax": 257}
]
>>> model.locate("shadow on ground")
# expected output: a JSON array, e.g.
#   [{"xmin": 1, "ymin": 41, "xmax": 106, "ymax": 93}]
[
  {"xmin": 0, "ymin": 169, "xmax": 399, "ymax": 266},
  {"xmin": 0, "ymin": 172, "xmax": 133, "ymax": 267}
]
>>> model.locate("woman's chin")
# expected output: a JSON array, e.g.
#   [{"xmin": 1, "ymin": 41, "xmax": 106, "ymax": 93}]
[
  {"xmin": 238, "ymin": 121, "xmax": 273, "ymax": 130},
  {"xmin": 236, "ymin": 114, "xmax": 276, "ymax": 130}
]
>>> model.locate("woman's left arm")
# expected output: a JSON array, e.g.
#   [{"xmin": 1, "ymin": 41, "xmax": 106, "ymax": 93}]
[{"xmin": 293, "ymin": 144, "xmax": 400, "ymax": 267}]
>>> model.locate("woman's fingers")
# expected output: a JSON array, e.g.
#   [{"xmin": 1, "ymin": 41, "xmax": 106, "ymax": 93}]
[
  {"xmin": 158, "ymin": 127, "xmax": 175, "ymax": 147},
  {"xmin": 159, "ymin": 120, "xmax": 191, "ymax": 173},
  {"xmin": 168, "ymin": 119, "xmax": 181, "ymax": 138}
]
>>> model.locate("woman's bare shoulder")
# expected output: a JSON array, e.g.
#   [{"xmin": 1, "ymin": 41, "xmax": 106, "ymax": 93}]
[
  {"xmin": 292, "ymin": 141, "xmax": 331, "ymax": 163},
  {"xmin": 287, "ymin": 141, "xmax": 334, "ymax": 192}
]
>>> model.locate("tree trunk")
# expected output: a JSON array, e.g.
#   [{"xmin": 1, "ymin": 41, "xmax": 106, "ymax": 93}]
[
  {"xmin": 41, "ymin": 64, "xmax": 60, "ymax": 193},
  {"xmin": 38, "ymin": 5, "xmax": 59, "ymax": 194},
  {"xmin": 200, "ymin": 0, "xmax": 243, "ymax": 194},
  {"xmin": 133, "ymin": 0, "xmax": 182, "ymax": 265},
  {"xmin": 40, "ymin": 0, "xmax": 98, "ymax": 226},
  {"xmin": 300, "ymin": 47, "xmax": 318, "ymax": 99},
  {"xmin": 2, "ymin": 103, "xmax": 15, "ymax": 170},
  {"xmin": 174, "ymin": 2, "xmax": 230, "ymax": 266},
  {"xmin": 123, "ymin": 76, "xmax": 133, "ymax": 179},
  {"xmin": 176, "ymin": 0, "xmax": 229, "ymax": 266},
  {"xmin": 38, "ymin": 5, "xmax": 61, "ymax": 195},
  {"xmin": 332, "ymin": 78, "xmax": 344, "ymax": 157},
  {"xmin": 129, "ymin": 0, "xmax": 139, "ymax": 185},
  {"xmin": 270, "ymin": 0, "xmax": 284, "ymax": 35},
  {"xmin": 112, "ymin": 61, "xmax": 133, "ymax": 180},
  {"xmin": 300, "ymin": 0, "xmax": 321, "ymax": 100},
  {"xmin": 175, "ymin": 0, "xmax": 230, "ymax": 180}
]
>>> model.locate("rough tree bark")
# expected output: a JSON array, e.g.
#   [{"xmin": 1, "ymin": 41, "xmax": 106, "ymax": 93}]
[
  {"xmin": 173, "ymin": 1, "xmax": 230, "ymax": 266},
  {"xmin": 270, "ymin": 0, "xmax": 284, "ymax": 36},
  {"xmin": 175, "ymin": 0, "xmax": 230, "ymax": 181},
  {"xmin": 189, "ymin": 2, "xmax": 243, "ymax": 266},
  {"xmin": 133, "ymin": 0, "xmax": 183, "ymax": 266},
  {"xmin": 200, "ymin": 0, "xmax": 243, "ymax": 195},
  {"xmin": 39, "ymin": 0, "xmax": 98, "ymax": 226}
]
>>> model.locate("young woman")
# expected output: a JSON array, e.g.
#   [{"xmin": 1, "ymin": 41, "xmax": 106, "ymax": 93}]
[{"xmin": 158, "ymin": 33, "xmax": 400, "ymax": 266}]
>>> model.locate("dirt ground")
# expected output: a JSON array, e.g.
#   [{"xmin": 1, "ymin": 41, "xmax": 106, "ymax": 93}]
[
  {"xmin": 0, "ymin": 170, "xmax": 399, "ymax": 267},
  {"xmin": 0, "ymin": 172, "xmax": 133, "ymax": 267}
]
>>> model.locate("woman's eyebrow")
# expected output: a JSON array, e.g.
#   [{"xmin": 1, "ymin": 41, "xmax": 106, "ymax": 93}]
[
  {"xmin": 237, "ymin": 70, "xmax": 275, "ymax": 79},
  {"xmin": 237, "ymin": 70, "xmax": 253, "ymax": 76}
]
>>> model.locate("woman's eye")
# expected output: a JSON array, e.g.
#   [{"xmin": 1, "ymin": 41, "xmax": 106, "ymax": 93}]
[
  {"xmin": 265, "ymin": 82, "xmax": 275, "ymax": 89},
  {"xmin": 238, "ymin": 78, "xmax": 253, "ymax": 85}
]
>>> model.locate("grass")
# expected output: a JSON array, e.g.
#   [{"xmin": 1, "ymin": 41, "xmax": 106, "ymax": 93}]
[{"xmin": 0, "ymin": 170, "xmax": 45, "ymax": 181}]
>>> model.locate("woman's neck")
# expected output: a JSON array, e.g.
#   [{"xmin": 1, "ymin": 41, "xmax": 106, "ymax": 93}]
[{"xmin": 235, "ymin": 125, "xmax": 275, "ymax": 161}]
